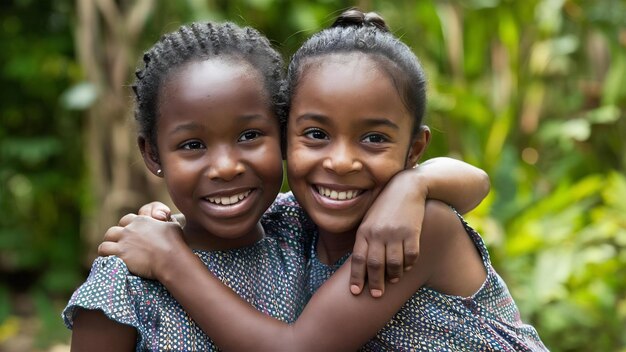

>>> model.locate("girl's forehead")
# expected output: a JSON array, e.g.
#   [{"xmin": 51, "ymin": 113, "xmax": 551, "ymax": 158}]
[
  {"xmin": 295, "ymin": 54, "xmax": 394, "ymax": 99},
  {"xmin": 161, "ymin": 59, "xmax": 270, "ymax": 106},
  {"xmin": 294, "ymin": 53, "xmax": 401, "ymax": 103},
  {"xmin": 174, "ymin": 58, "xmax": 260, "ymax": 85},
  {"xmin": 301, "ymin": 52, "xmax": 379, "ymax": 75},
  {"xmin": 157, "ymin": 59, "xmax": 275, "ymax": 126}
]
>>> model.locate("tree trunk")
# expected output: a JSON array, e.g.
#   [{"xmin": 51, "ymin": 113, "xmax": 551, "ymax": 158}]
[{"xmin": 75, "ymin": 0, "xmax": 170, "ymax": 263}]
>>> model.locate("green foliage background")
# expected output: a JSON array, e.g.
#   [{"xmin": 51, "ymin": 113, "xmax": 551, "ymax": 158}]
[{"xmin": 1, "ymin": 0, "xmax": 625, "ymax": 350}]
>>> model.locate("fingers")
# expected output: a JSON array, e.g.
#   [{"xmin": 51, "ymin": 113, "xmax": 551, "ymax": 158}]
[
  {"xmin": 137, "ymin": 203, "xmax": 155, "ymax": 216},
  {"xmin": 98, "ymin": 241, "xmax": 120, "ymax": 257},
  {"xmin": 103, "ymin": 225, "xmax": 124, "ymax": 242},
  {"xmin": 138, "ymin": 202, "xmax": 171, "ymax": 221},
  {"xmin": 118, "ymin": 213, "xmax": 137, "ymax": 227},
  {"xmin": 349, "ymin": 238, "xmax": 368, "ymax": 295},
  {"xmin": 403, "ymin": 235, "xmax": 420, "ymax": 272},
  {"xmin": 171, "ymin": 213, "xmax": 185, "ymax": 228},
  {"xmin": 385, "ymin": 242, "xmax": 404, "ymax": 284},
  {"xmin": 366, "ymin": 241, "xmax": 385, "ymax": 298}
]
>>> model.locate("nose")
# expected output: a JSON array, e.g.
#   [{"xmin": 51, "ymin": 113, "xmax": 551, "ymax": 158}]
[
  {"xmin": 206, "ymin": 146, "xmax": 245, "ymax": 181},
  {"xmin": 322, "ymin": 140, "xmax": 363, "ymax": 175}
]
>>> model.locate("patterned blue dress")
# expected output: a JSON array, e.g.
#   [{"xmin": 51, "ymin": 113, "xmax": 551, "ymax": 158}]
[
  {"xmin": 309, "ymin": 210, "xmax": 549, "ymax": 351},
  {"xmin": 63, "ymin": 193, "xmax": 312, "ymax": 351}
]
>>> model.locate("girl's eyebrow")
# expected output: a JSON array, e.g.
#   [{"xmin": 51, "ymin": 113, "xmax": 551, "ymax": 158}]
[
  {"xmin": 170, "ymin": 122, "xmax": 202, "ymax": 135},
  {"xmin": 169, "ymin": 114, "xmax": 269, "ymax": 135},
  {"xmin": 361, "ymin": 117, "xmax": 399, "ymax": 130},
  {"xmin": 235, "ymin": 114, "xmax": 269, "ymax": 124},
  {"xmin": 295, "ymin": 113, "xmax": 330, "ymax": 125},
  {"xmin": 296, "ymin": 113, "xmax": 399, "ymax": 130}
]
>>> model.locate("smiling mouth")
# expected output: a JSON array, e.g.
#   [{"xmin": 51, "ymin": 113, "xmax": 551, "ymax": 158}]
[
  {"xmin": 204, "ymin": 190, "xmax": 252, "ymax": 206},
  {"xmin": 315, "ymin": 186, "xmax": 362, "ymax": 200}
]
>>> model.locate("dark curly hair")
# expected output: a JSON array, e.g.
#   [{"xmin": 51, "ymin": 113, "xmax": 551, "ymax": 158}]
[
  {"xmin": 132, "ymin": 21, "xmax": 286, "ymax": 155},
  {"xmin": 287, "ymin": 8, "xmax": 427, "ymax": 136}
]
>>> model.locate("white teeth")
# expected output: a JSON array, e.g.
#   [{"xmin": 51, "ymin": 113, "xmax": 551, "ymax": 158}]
[
  {"xmin": 316, "ymin": 186, "xmax": 360, "ymax": 200},
  {"xmin": 206, "ymin": 190, "xmax": 251, "ymax": 206}
]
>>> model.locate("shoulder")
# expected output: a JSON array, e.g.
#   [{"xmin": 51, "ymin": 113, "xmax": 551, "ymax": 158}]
[
  {"xmin": 262, "ymin": 192, "xmax": 314, "ymax": 250},
  {"xmin": 421, "ymin": 200, "xmax": 463, "ymax": 239},
  {"xmin": 421, "ymin": 201, "xmax": 488, "ymax": 296},
  {"xmin": 63, "ymin": 256, "xmax": 140, "ymax": 330},
  {"xmin": 81, "ymin": 256, "xmax": 132, "ymax": 286}
]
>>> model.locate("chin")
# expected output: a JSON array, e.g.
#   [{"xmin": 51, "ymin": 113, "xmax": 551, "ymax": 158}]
[
  {"xmin": 312, "ymin": 214, "xmax": 360, "ymax": 236},
  {"xmin": 223, "ymin": 223, "xmax": 257, "ymax": 236}
]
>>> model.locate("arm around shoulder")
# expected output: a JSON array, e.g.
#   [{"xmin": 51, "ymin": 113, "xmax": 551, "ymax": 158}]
[{"xmin": 151, "ymin": 202, "xmax": 466, "ymax": 351}]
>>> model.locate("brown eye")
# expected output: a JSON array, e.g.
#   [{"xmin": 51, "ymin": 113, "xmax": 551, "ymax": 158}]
[
  {"xmin": 304, "ymin": 129, "xmax": 328, "ymax": 140},
  {"xmin": 238, "ymin": 130, "xmax": 262, "ymax": 142},
  {"xmin": 181, "ymin": 141, "xmax": 205, "ymax": 150},
  {"xmin": 362, "ymin": 133, "xmax": 387, "ymax": 143}
]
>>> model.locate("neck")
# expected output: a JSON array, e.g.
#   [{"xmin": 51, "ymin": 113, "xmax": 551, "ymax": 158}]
[
  {"xmin": 182, "ymin": 221, "xmax": 265, "ymax": 251},
  {"xmin": 316, "ymin": 228, "xmax": 356, "ymax": 265}
]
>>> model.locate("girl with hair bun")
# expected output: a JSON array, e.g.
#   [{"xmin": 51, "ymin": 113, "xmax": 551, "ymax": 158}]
[{"xmin": 96, "ymin": 9, "xmax": 547, "ymax": 351}]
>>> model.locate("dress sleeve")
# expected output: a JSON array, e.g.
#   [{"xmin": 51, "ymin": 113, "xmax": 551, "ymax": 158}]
[{"xmin": 62, "ymin": 256, "xmax": 140, "ymax": 330}]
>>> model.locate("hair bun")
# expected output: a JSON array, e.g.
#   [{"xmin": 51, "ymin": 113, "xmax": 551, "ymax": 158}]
[{"xmin": 332, "ymin": 8, "xmax": 389, "ymax": 32}]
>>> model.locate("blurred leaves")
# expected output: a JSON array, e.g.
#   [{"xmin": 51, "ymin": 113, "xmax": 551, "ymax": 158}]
[
  {"xmin": 60, "ymin": 82, "xmax": 98, "ymax": 110},
  {"xmin": 496, "ymin": 172, "xmax": 626, "ymax": 350},
  {"xmin": 0, "ymin": 1, "xmax": 85, "ymax": 347}
]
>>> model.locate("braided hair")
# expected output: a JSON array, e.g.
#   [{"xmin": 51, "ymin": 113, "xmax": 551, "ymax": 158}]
[
  {"xmin": 132, "ymin": 22, "xmax": 286, "ymax": 153},
  {"xmin": 287, "ymin": 8, "xmax": 427, "ymax": 136}
]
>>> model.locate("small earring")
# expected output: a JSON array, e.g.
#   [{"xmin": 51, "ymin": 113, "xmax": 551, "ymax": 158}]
[{"xmin": 156, "ymin": 169, "xmax": 163, "ymax": 176}]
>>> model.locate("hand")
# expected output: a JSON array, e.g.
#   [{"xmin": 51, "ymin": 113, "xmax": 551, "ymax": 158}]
[
  {"xmin": 138, "ymin": 201, "xmax": 172, "ymax": 221},
  {"xmin": 98, "ymin": 213, "xmax": 186, "ymax": 280},
  {"xmin": 350, "ymin": 169, "xmax": 426, "ymax": 297}
]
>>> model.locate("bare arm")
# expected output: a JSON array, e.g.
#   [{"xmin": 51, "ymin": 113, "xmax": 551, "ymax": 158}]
[
  {"xmin": 412, "ymin": 157, "xmax": 490, "ymax": 214},
  {"xmin": 70, "ymin": 309, "xmax": 136, "ymax": 352}
]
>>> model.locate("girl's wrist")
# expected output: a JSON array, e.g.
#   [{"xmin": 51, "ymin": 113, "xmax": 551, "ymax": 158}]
[
  {"xmin": 406, "ymin": 166, "xmax": 430, "ymax": 201},
  {"xmin": 156, "ymin": 246, "xmax": 196, "ymax": 285},
  {"xmin": 150, "ymin": 222, "xmax": 189, "ymax": 282}
]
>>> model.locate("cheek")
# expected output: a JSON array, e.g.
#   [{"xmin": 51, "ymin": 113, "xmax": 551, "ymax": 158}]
[
  {"xmin": 286, "ymin": 143, "xmax": 317, "ymax": 179},
  {"xmin": 161, "ymin": 158, "xmax": 199, "ymax": 201},
  {"xmin": 253, "ymin": 142, "xmax": 284, "ymax": 184},
  {"xmin": 370, "ymin": 154, "xmax": 407, "ymax": 187}
]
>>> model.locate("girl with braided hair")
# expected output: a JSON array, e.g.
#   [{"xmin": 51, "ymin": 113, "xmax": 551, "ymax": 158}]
[
  {"xmin": 64, "ymin": 18, "xmax": 491, "ymax": 351},
  {"xmin": 64, "ymin": 21, "xmax": 311, "ymax": 351}
]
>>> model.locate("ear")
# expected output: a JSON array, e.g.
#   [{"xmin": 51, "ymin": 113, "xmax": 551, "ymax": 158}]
[
  {"xmin": 406, "ymin": 125, "xmax": 431, "ymax": 168},
  {"xmin": 138, "ymin": 135, "xmax": 162, "ymax": 177}
]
